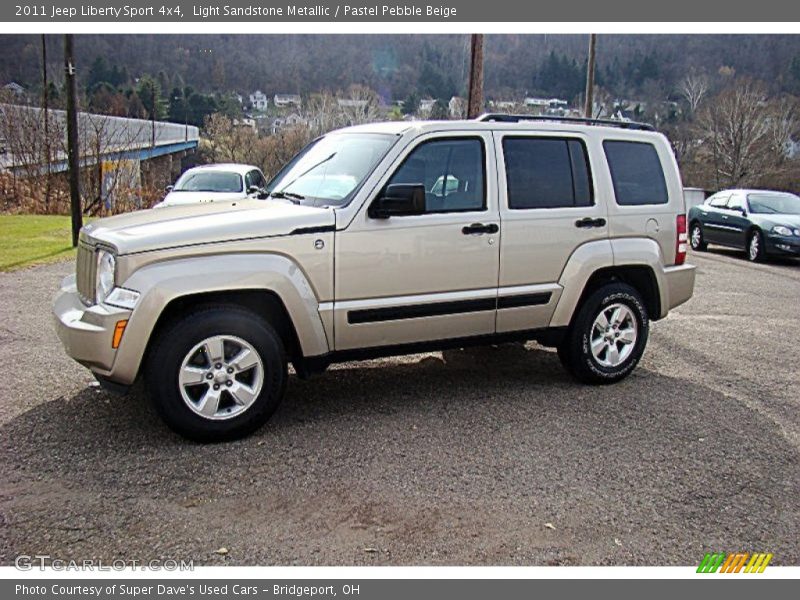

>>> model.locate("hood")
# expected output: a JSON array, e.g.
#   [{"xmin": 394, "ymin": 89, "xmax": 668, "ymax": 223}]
[
  {"xmin": 157, "ymin": 190, "xmax": 248, "ymax": 206},
  {"xmin": 81, "ymin": 199, "xmax": 334, "ymax": 255},
  {"xmin": 751, "ymin": 213, "xmax": 800, "ymax": 229}
]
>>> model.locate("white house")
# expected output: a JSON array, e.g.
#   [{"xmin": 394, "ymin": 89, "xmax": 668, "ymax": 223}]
[
  {"xmin": 448, "ymin": 96, "xmax": 466, "ymax": 118},
  {"xmin": 337, "ymin": 99, "xmax": 368, "ymax": 109},
  {"xmin": 267, "ymin": 113, "xmax": 308, "ymax": 135},
  {"xmin": 524, "ymin": 97, "xmax": 569, "ymax": 116},
  {"xmin": 249, "ymin": 91, "xmax": 269, "ymax": 111},
  {"xmin": 234, "ymin": 117, "xmax": 257, "ymax": 130},
  {"xmin": 2, "ymin": 82, "xmax": 25, "ymax": 97},
  {"xmin": 418, "ymin": 98, "xmax": 436, "ymax": 115},
  {"xmin": 274, "ymin": 94, "xmax": 302, "ymax": 108}
]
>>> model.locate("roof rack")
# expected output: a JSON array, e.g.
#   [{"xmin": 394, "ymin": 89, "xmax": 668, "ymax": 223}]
[{"xmin": 476, "ymin": 113, "xmax": 656, "ymax": 132}]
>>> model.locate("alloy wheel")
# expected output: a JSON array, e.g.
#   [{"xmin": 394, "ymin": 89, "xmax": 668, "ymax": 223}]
[
  {"xmin": 178, "ymin": 335, "xmax": 264, "ymax": 420},
  {"xmin": 590, "ymin": 303, "xmax": 638, "ymax": 367}
]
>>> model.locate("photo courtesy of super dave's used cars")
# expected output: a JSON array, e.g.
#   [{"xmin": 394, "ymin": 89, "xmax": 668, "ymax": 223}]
[{"xmin": 53, "ymin": 114, "xmax": 695, "ymax": 442}]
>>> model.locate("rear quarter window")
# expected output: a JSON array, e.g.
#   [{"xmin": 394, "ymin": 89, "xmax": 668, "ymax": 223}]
[{"xmin": 603, "ymin": 140, "xmax": 668, "ymax": 206}]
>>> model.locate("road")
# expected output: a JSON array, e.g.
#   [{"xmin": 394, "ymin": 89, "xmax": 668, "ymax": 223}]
[{"xmin": 1, "ymin": 247, "xmax": 798, "ymax": 566}]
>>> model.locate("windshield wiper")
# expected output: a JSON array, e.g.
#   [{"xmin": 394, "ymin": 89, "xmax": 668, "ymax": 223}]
[{"xmin": 268, "ymin": 190, "xmax": 305, "ymax": 203}]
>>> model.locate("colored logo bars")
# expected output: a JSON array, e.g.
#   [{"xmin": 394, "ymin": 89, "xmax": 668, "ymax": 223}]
[{"xmin": 697, "ymin": 552, "xmax": 773, "ymax": 573}]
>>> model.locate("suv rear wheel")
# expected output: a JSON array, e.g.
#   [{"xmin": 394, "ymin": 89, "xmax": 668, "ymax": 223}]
[
  {"xmin": 146, "ymin": 306, "xmax": 287, "ymax": 442},
  {"xmin": 558, "ymin": 283, "xmax": 649, "ymax": 384}
]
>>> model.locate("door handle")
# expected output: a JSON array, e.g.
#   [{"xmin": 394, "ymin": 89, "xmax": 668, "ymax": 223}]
[
  {"xmin": 575, "ymin": 217, "xmax": 607, "ymax": 228},
  {"xmin": 462, "ymin": 223, "xmax": 499, "ymax": 235}
]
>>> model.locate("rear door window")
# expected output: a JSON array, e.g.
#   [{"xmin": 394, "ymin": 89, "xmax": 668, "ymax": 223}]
[
  {"xmin": 502, "ymin": 137, "xmax": 593, "ymax": 209},
  {"xmin": 603, "ymin": 140, "xmax": 668, "ymax": 206}
]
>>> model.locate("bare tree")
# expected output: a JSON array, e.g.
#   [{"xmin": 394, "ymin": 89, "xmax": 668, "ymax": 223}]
[
  {"xmin": 679, "ymin": 71, "xmax": 709, "ymax": 115},
  {"xmin": 694, "ymin": 79, "xmax": 796, "ymax": 188}
]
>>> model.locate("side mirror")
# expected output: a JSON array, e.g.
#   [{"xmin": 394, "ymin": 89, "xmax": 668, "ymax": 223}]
[
  {"xmin": 165, "ymin": 185, "xmax": 174, "ymax": 192},
  {"xmin": 368, "ymin": 184, "xmax": 426, "ymax": 219},
  {"xmin": 247, "ymin": 185, "xmax": 261, "ymax": 195}
]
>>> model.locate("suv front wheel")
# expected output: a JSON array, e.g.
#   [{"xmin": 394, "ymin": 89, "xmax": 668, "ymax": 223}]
[
  {"xmin": 558, "ymin": 283, "xmax": 649, "ymax": 384},
  {"xmin": 146, "ymin": 306, "xmax": 287, "ymax": 442}
]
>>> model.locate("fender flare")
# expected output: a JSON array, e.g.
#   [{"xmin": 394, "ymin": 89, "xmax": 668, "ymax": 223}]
[
  {"xmin": 111, "ymin": 253, "xmax": 330, "ymax": 384},
  {"xmin": 549, "ymin": 237, "xmax": 667, "ymax": 327}
]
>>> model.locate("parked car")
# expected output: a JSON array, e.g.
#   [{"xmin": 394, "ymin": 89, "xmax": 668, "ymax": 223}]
[
  {"xmin": 155, "ymin": 164, "xmax": 268, "ymax": 207},
  {"xmin": 688, "ymin": 189, "xmax": 800, "ymax": 261},
  {"xmin": 54, "ymin": 114, "xmax": 695, "ymax": 442}
]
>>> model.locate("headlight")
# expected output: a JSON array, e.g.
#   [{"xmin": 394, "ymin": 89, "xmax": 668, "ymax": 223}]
[
  {"xmin": 772, "ymin": 225, "xmax": 793, "ymax": 236},
  {"xmin": 95, "ymin": 250, "xmax": 116, "ymax": 304}
]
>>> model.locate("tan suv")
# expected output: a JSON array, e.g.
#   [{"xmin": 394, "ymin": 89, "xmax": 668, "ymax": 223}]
[{"xmin": 54, "ymin": 114, "xmax": 696, "ymax": 442}]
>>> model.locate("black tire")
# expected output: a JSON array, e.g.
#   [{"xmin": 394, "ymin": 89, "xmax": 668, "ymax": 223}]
[
  {"xmin": 747, "ymin": 229, "xmax": 766, "ymax": 262},
  {"xmin": 557, "ymin": 283, "xmax": 649, "ymax": 385},
  {"xmin": 690, "ymin": 221, "xmax": 707, "ymax": 251},
  {"xmin": 145, "ymin": 306, "xmax": 287, "ymax": 442}
]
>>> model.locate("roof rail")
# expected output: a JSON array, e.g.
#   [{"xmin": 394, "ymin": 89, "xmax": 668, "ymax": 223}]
[{"xmin": 476, "ymin": 113, "xmax": 656, "ymax": 132}]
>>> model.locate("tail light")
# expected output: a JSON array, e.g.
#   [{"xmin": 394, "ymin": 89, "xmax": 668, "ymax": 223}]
[{"xmin": 675, "ymin": 214, "xmax": 687, "ymax": 266}]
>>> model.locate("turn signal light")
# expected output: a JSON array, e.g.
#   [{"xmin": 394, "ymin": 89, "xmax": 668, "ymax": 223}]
[
  {"xmin": 676, "ymin": 214, "xmax": 687, "ymax": 266},
  {"xmin": 112, "ymin": 320, "xmax": 128, "ymax": 349}
]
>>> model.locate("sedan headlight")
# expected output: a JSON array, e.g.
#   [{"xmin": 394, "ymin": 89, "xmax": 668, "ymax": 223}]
[
  {"xmin": 95, "ymin": 249, "xmax": 116, "ymax": 304},
  {"xmin": 772, "ymin": 225, "xmax": 794, "ymax": 237}
]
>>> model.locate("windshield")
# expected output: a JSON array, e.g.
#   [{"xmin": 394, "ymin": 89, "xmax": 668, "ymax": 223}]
[
  {"xmin": 748, "ymin": 193, "xmax": 800, "ymax": 215},
  {"xmin": 174, "ymin": 171, "xmax": 243, "ymax": 193},
  {"xmin": 266, "ymin": 133, "xmax": 397, "ymax": 206}
]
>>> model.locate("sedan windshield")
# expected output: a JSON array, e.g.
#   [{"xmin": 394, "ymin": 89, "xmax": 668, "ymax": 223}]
[
  {"xmin": 174, "ymin": 171, "xmax": 243, "ymax": 193},
  {"xmin": 266, "ymin": 133, "xmax": 397, "ymax": 206},
  {"xmin": 748, "ymin": 193, "xmax": 800, "ymax": 215}
]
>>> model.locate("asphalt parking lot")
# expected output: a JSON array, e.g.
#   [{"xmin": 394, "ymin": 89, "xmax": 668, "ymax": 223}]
[{"xmin": 1, "ymin": 247, "xmax": 799, "ymax": 566}]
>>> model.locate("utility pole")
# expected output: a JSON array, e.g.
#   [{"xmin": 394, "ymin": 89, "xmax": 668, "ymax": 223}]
[
  {"xmin": 64, "ymin": 34, "xmax": 82, "ymax": 247},
  {"xmin": 41, "ymin": 34, "xmax": 51, "ymax": 211},
  {"xmin": 466, "ymin": 34, "xmax": 484, "ymax": 119},
  {"xmin": 584, "ymin": 34, "xmax": 597, "ymax": 118}
]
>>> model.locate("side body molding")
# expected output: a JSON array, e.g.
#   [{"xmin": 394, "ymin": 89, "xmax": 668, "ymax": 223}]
[{"xmin": 113, "ymin": 254, "xmax": 330, "ymax": 384}]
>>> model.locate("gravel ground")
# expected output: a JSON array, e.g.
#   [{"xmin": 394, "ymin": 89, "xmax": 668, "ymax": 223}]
[{"xmin": 0, "ymin": 248, "xmax": 799, "ymax": 566}]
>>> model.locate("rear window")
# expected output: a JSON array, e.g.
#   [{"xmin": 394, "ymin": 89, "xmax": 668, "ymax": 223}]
[
  {"xmin": 503, "ymin": 137, "xmax": 593, "ymax": 209},
  {"xmin": 603, "ymin": 140, "xmax": 668, "ymax": 206}
]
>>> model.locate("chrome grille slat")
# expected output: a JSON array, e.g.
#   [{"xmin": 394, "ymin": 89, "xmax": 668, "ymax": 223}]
[{"xmin": 76, "ymin": 244, "xmax": 96, "ymax": 305}]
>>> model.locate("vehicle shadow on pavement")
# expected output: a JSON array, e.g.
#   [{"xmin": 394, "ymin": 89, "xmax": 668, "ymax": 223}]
[{"xmin": 2, "ymin": 342, "xmax": 799, "ymax": 565}]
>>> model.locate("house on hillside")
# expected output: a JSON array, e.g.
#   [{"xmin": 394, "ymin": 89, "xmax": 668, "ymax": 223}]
[
  {"xmin": 418, "ymin": 98, "xmax": 436, "ymax": 116},
  {"xmin": 274, "ymin": 94, "xmax": 302, "ymax": 108},
  {"xmin": 266, "ymin": 113, "xmax": 307, "ymax": 135},
  {"xmin": 249, "ymin": 91, "xmax": 269, "ymax": 111},
  {"xmin": 2, "ymin": 82, "xmax": 25, "ymax": 97},
  {"xmin": 448, "ymin": 96, "xmax": 466, "ymax": 118},
  {"xmin": 337, "ymin": 98, "xmax": 368, "ymax": 109}
]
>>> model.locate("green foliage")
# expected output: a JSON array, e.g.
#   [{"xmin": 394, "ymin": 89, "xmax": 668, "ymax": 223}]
[
  {"xmin": 135, "ymin": 74, "xmax": 167, "ymax": 119},
  {"xmin": 402, "ymin": 91, "xmax": 420, "ymax": 115},
  {"xmin": 0, "ymin": 215, "xmax": 76, "ymax": 272}
]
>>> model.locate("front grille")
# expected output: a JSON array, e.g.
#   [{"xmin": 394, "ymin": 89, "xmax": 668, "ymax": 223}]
[{"xmin": 76, "ymin": 243, "xmax": 96, "ymax": 305}]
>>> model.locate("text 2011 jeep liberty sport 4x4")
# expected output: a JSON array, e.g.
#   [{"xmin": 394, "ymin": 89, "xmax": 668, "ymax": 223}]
[{"xmin": 54, "ymin": 114, "xmax": 696, "ymax": 442}]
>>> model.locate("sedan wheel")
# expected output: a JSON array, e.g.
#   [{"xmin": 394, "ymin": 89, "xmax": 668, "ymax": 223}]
[
  {"xmin": 690, "ymin": 223, "xmax": 707, "ymax": 251},
  {"xmin": 748, "ymin": 230, "xmax": 765, "ymax": 262}
]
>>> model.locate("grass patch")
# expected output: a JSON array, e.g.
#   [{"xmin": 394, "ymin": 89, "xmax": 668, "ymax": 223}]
[{"xmin": 0, "ymin": 214, "xmax": 78, "ymax": 272}]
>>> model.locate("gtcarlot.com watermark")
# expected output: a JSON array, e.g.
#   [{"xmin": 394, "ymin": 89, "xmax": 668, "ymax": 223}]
[{"xmin": 15, "ymin": 554, "xmax": 194, "ymax": 571}]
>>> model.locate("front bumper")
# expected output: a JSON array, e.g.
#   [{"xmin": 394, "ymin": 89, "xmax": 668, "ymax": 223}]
[
  {"xmin": 662, "ymin": 263, "xmax": 696, "ymax": 314},
  {"xmin": 53, "ymin": 274, "xmax": 132, "ymax": 377},
  {"xmin": 765, "ymin": 235, "xmax": 800, "ymax": 256}
]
